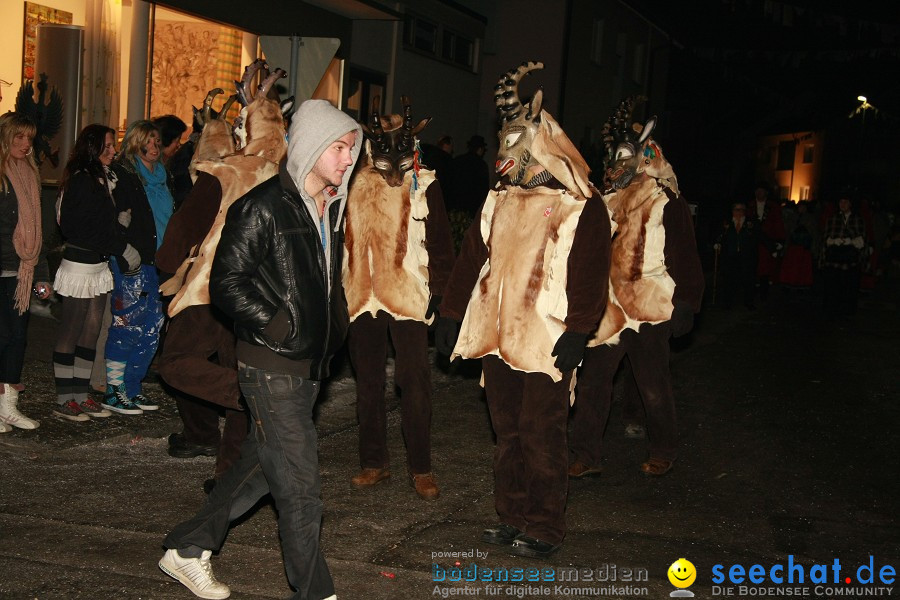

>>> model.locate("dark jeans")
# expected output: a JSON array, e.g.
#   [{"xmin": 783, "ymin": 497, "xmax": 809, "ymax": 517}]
[
  {"xmin": 571, "ymin": 322, "xmax": 678, "ymax": 466},
  {"xmin": 164, "ymin": 365, "xmax": 334, "ymax": 600},
  {"xmin": 0, "ymin": 276, "xmax": 29, "ymax": 384},
  {"xmin": 347, "ymin": 311, "xmax": 432, "ymax": 474},
  {"xmin": 482, "ymin": 355, "xmax": 571, "ymax": 545}
]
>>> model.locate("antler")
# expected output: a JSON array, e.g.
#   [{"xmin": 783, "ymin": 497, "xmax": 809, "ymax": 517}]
[
  {"xmin": 219, "ymin": 94, "xmax": 238, "ymax": 119},
  {"xmin": 236, "ymin": 58, "xmax": 266, "ymax": 106},
  {"xmin": 399, "ymin": 95, "xmax": 412, "ymax": 152},
  {"xmin": 493, "ymin": 61, "xmax": 544, "ymax": 122},
  {"xmin": 200, "ymin": 88, "xmax": 224, "ymax": 125},
  {"xmin": 370, "ymin": 95, "xmax": 387, "ymax": 152},
  {"xmin": 601, "ymin": 95, "xmax": 646, "ymax": 156},
  {"xmin": 258, "ymin": 68, "xmax": 286, "ymax": 98}
]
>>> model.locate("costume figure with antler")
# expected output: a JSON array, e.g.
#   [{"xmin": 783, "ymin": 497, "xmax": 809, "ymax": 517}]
[
  {"xmin": 154, "ymin": 82, "xmax": 247, "ymax": 490},
  {"xmin": 435, "ymin": 62, "xmax": 611, "ymax": 558},
  {"xmin": 343, "ymin": 96, "xmax": 455, "ymax": 500},
  {"xmin": 568, "ymin": 97, "xmax": 703, "ymax": 480}
]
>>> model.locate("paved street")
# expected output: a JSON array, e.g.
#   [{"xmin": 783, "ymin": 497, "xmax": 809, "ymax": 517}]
[{"xmin": 0, "ymin": 276, "xmax": 897, "ymax": 600}]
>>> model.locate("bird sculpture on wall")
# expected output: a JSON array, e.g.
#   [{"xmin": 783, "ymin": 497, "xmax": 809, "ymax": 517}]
[{"xmin": 15, "ymin": 72, "xmax": 64, "ymax": 167}]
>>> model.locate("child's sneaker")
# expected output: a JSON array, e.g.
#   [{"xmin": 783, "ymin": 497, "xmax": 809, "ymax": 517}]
[
  {"xmin": 78, "ymin": 397, "xmax": 112, "ymax": 418},
  {"xmin": 101, "ymin": 385, "xmax": 143, "ymax": 415},
  {"xmin": 53, "ymin": 400, "xmax": 90, "ymax": 422},
  {"xmin": 131, "ymin": 394, "xmax": 159, "ymax": 411}
]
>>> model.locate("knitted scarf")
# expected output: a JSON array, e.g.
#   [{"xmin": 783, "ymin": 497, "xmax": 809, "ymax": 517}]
[{"xmin": 6, "ymin": 158, "xmax": 41, "ymax": 314}]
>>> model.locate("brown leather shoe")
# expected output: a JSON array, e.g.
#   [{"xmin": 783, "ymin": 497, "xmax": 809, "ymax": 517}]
[
  {"xmin": 410, "ymin": 472, "xmax": 440, "ymax": 500},
  {"xmin": 351, "ymin": 467, "xmax": 391, "ymax": 486},
  {"xmin": 567, "ymin": 460, "xmax": 603, "ymax": 478},
  {"xmin": 640, "ymin": 458, "xmax": 674, "ymax": 476}
]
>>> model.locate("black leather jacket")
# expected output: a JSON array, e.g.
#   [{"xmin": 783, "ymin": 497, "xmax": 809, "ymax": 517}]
[{"xmin": 210, "ymin": 172, "xmax": 348, "ymax": 380}]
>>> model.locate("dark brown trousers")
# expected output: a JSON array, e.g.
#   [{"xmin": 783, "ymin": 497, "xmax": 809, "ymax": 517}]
[
  {"xmin": 482, "ymin": 355, "xmax": 572, "ymax": 545},
  {"xmin": 158, "ymin": 305, "xmax": 247, "ymax": 478},
  {"xmin": 347, "ymin": 311, "xmax": 432, "ymax": 475},
  {"xmin": 571, "ymin": 322, "xmax": 677, "ymax": 467}
]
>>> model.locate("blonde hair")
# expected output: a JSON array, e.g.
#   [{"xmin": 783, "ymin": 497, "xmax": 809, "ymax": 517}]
[
  {"xmin": 0, "ymin": 112, "xmax": 40, "ymax": 193},
  {"xmin": 118, "ymin": 119, "xmax": 160, "ymax": 168}
]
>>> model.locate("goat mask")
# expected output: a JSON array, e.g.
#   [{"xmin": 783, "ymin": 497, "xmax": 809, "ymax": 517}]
[
  {"xmin": 494, "ymin": 61, "xmax": 547, "ymax": 187},
  {"xmin": 361, "ymin": 95, "xmax": 430, "ymax": 187},
  {"xmin": 601, "ymin": 96, "xmax": 658, "ymax": 190}
]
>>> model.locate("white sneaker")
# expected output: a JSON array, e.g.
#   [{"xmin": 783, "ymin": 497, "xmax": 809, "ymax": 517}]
[
  {"xmin": 159, "ymin": 549, "xmax": 230, "ymax": 599},
  {"xmin": 0, "ymin": 388, "xmax": 39, "ymax": 429}
]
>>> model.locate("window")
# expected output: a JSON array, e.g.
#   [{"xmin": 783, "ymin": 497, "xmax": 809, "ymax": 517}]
[
  {"xmin": 404, "ymin": 12, "xmax": 475, "ymax": 70},
  {"xmin": 803, "ymin": 144, "xmax": 814, "ymax": 163},
  {"xmin": 800, "ymin": 186, "xmax": 810, "ymax": 200},
  {"xmin": 776, "ymin": 140, "xmax": 795, "ymax": 170},
  {"xmin": 591, "ymin": 19, "xmax": 605, "ymax": 65},
  {"xmin": 442, "ymin": 29, "xmax": 474, "ymax": 68},
  {"xmin": 405, "ymin": 14, "xmax": 437, "ymax": 54}
]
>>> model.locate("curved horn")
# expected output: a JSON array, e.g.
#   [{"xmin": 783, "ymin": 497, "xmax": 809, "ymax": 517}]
[
  {"xmin": 400, "ymin": 95, "xmax": 412, "ymax": 151},
  {"xmin": 370, "ymin": 95, "xmax": 386, "ymax": 150},
  {"xmin": 202, "ymin": 88, "xmax": 224, "ymax": 123},
  {"xmin": 258, "ymin": 67, "xmax": 286, "ymax": 98},
  {"xmin": 493, "ymin": 60, "xmax": 544, "ymax": 123},
  {"xmin": 236, "ymin": 58, "xmax": 266, "ymax": 106},
  {"xmin": 219, "ymin": 94, "xmax": 238, "ymax": 119}
]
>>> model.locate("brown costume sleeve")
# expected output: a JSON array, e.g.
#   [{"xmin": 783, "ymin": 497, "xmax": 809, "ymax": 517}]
[
  {"xmin": 424, "ymin": 180, "xmax": 456, "ymax": 295},
  {"xmin": 155, "ymin": 172, "xmax": 223, "ymax": 275},
  {"xmin": 439, "ymin": 207, "xmax": 488, "ymax": 321},
  {"xmin": 663, "ymin": 191, "xmax": 705, "ymax": 313},
  {"xmin": 564, "ymin": 195, "xmax": 611, "ymax": 333}
]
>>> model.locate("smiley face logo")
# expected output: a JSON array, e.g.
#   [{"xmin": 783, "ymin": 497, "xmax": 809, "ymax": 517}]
[{"xmin": 668, "ymin": 558, "xmax": 696, "ymax": 588}]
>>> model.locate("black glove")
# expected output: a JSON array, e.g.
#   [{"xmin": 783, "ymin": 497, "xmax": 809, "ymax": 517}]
[
  {"xmin": 435, "ymin": 316, "xmax": 460, "ymax": 357},
  {"xmin": 426, "ymin": 295, "xmax": 442, "ymax": 321},
  {"xmin": 551, "ymin": 331, "xmax": 589, "ymax": 371},
  {"xmin": 670, "ymin": 304, "xmax": 695, "ymax": 338}
]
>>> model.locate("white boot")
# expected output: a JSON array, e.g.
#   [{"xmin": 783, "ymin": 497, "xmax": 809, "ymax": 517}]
[{"xmin": 0, "ymin": 386, "xmax": 40, "ymax": 429}]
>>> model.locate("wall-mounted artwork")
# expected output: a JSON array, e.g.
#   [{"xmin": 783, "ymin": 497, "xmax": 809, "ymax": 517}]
[
  {"xmin": 150, "ymin": 20, "xmax": 243, "ymax": 130},
  {"xmin": 23, "ymin": 2, "xmax": 73, "ymax": 82}
]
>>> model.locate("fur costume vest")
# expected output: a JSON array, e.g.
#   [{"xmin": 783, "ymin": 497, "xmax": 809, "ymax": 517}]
[
  {"xmin": 453, "ymin": 185, "xmax": 587, "ymax": 381},
  {"xmin": 589, "ymin": 175, "xmax": 675, "ymax": 347},
  {"xmin": 343, "ymin": 164, "xmax": 436, "ymax": 323},
  {"xmin": 163, "ymin": 155, "xmax": 280, "ymax": 317}
]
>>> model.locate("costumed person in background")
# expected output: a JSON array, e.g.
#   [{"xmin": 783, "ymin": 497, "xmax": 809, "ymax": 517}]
[
  {"xmin": 103, "ymin": 120, "xmax": 172, "ymax": 415},
  {"xmin": 751, "ymin": 183, "xmax": 785, "ymax": 303},
  {"xmin": 51, "ymin": 124, "xmax": 134, "ymax": 422},
  {"xmin": 778, "ymin": 200, "xmax": 817, "ymax": 292},
  {"xmin": 435, "ymin": 62, "xmax": 610, "ymax": 559},
  {"xmin": 157, "ymin": 67, "xmax": 288, "ymax": 494},
  {"xmin": 716, "ymin": 202, "xmax": 758, "ymax": 308},
  {"xmin": 568, "ymin": 97, "xmax": 703, "ymax": 480},
  {"xmin": 0, "ymin": 113, "xmax": 51, "ymax": 432},
  {"xmin": 821, "ymin": 196, "xmax": 865, "ymax": 316},
  {"xmin": 168, "ymin": 92, "xmax": 230, "ymax": 211},
  {"xmin": 344, "ymin": 96, "xmax": 455, "ymax": 500}
]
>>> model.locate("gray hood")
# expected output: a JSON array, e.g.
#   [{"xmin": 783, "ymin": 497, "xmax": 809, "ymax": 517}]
[{"xmin": 285, "ymin": 99, "xmax": 362, "ymax": 208}]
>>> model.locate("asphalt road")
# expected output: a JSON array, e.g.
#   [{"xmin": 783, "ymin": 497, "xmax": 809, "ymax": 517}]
[{"xmin": 0, "ymin": 276, "xmax": 897, "ymax": 600}]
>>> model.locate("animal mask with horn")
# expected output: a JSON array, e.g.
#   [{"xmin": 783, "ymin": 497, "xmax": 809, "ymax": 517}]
[
  {"xmin": 493, "ymin": 60, "xmax": 546, "ymax": 187},
  {"xmin": 601, "ymin": 96, "xmax": 658, "ymax": 190},
  {"xmin": 231, "ymin": 58, "xmax": 294, "ymax": 157},
  {"xmin": 361, "ymin": 95, "xmax": 431, "ymax": 187}
]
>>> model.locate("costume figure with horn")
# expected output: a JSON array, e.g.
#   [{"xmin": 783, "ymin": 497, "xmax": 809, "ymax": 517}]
[
  {"xmin": 343, "ymin": 96, "xmax": 455, "ymax": 500},
  {"xmin": 568, "ymin": 97, "xmax": 703, "ymax": 479},
  {"xmin": 156, "ymin": 62, "xmax": 292, "ymax": 490},
  {"xmin": 435, "ymin": 62, "xmax": 611, "ymax": 558}
]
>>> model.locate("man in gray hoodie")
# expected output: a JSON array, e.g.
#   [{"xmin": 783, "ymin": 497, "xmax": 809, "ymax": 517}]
[{"xmin": 158, "ymin": 99, "xmax": 361, "ymax": 600}]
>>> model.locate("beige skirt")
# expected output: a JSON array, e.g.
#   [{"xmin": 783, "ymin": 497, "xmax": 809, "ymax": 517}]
[{"xmin": 54, "ymin": 259, "xmax": 113, "ymax": 298}]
